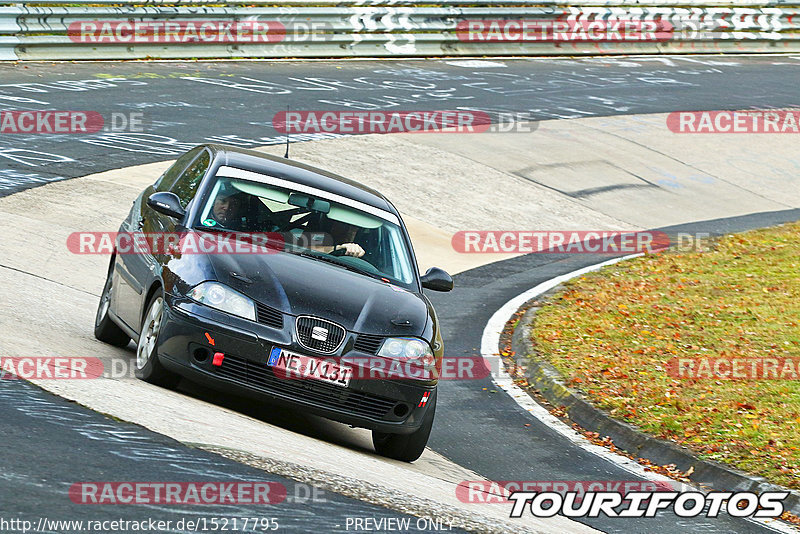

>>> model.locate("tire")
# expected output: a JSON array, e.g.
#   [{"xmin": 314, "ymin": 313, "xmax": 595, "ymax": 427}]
[
  {"xmin": 94, "ymin": 270, "xmax": 131, "ymax": 347},
  {"xmin": 372, "ymin": 391, "xmax": 436, "ymax": 462},
  {"xmin": 134, "ymin": 291, "xmax": 180, "ymax": 388}
]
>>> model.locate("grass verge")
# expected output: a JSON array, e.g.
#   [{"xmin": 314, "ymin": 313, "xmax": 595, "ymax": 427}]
[{"xmin": 529, "ymin": 222, "xmax": 800, "ymax": 489}]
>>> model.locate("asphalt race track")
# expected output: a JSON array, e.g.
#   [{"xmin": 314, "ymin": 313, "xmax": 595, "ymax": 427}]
[
  {"xmin": 0, "ymin": 378, "xmax": 466, "ymax": 534},
  {"xmin": 1, "ymin": 56, "xmax": 800, "ymax": 194},
  {"xmin": 1, "ymin": 56, "xmax": 799, "ymax": 533}
]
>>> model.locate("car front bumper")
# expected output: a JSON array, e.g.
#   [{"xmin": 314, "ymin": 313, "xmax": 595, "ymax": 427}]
[{"xmin": 155, "ymin": 294, "xmax": 436, "ymax": 434}]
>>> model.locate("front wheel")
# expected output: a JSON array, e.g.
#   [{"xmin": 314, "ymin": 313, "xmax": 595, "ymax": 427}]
[
  {"xmin": 372, "ymin": 391, "xmax": 436, "ymax": 462},
  {"xmin": 135, "ymin": 292, "xmax": 180, "ymax": 388},
  {"xmin": 94, "ymin": 270, "xmax": 130, "ymax": 347}
]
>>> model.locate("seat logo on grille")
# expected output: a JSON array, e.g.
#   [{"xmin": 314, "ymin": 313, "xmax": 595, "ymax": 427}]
[{"xmin": 311, "ymin": 326, "xmax": 329, "ymax": 342}]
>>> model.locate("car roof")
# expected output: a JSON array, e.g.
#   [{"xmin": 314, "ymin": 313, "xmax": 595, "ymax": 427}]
[{"xmin": 205, "ymin": 144, "xmax": 398, "ymax": 216}]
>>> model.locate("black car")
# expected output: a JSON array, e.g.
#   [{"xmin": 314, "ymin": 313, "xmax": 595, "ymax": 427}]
[{"xmin": 94, "ymin": 144, "xmax": 453, "ymax": 462}]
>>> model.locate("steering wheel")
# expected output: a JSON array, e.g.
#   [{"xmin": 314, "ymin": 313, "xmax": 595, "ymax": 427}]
[{"xmin": 327, "ymin": 250, "xmax": 383, "ymax": 276}]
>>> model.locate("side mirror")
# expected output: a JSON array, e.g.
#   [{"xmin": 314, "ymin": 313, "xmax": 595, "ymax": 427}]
[
  {"xmin": 147, "ymin": 192, "xmax": 185, "ymax": 220},
  {"xmin": 420, "ymin": 267, "xmax": 454, "ymax": 292}
]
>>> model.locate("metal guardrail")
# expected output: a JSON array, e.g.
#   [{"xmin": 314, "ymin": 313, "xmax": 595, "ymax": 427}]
[
  {"xmin": 1, "ymin": 1, "xmax": 799, "ymax": 60},
  {"xmin": 4, "ymin": 0, "xmax": 799, "ymax": 5}
]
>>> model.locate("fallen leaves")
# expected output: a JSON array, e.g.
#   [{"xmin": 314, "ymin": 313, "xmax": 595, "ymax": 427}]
[{"xmin": 528, "ymin": 221, "xmax": 800, "ymax": 490}]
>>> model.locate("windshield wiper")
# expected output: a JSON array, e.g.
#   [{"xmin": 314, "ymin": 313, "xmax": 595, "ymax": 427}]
[{"xmin": 294, "ymin": 251, "xmax": 386, "ymax": 281}]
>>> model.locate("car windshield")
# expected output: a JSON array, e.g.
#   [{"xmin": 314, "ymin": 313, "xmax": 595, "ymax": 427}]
[{"xmin": 194, "ymin": 170, "xmax": 417, "ymax": 288}]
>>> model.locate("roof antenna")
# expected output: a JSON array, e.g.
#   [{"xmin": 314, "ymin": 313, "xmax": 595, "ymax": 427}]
[{"xmin": 283, "ymin": 105, "xmax": 290, "ymax": 159}]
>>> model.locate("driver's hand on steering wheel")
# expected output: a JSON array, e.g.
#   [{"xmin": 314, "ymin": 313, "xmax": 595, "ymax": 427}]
[{"xmin": 334, "ymin": 243, "xmax": 365, "ymax": 258}]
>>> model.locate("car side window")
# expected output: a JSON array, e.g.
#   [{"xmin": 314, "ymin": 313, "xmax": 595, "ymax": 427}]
[
  {"xmin": 171, "ymin": 149, "xmax": 211, "ymax": 208},
  {"xmin": 154, "ymin": 146, "xmax": 204, "ymax": 192}
]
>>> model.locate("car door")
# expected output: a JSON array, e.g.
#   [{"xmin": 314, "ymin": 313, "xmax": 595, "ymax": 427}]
[
  {"xmin": 113, "ymin": 147, "xmax": 205, "ymax": 331},
  {"xmin": 136, "ymin": 148, "xmax": 213, "ymax": 319}
]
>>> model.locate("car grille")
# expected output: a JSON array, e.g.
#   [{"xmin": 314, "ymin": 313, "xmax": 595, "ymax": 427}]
[
  {"xmin": 214, "ymin": 354, "xmax": 397, "ymax": 419},
  {"xmin": 353, "ymin": 334, "xmax": 384, "ymax": 354},
  {"xmin": 255, "ymin": 301, "xmax": 283, "ymax": 329},
  {"xmin": 295, "ymin": 316, "xmax": 345, "ymax": 354}
]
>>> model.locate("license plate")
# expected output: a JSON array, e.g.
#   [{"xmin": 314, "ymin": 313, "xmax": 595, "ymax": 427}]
[{"xmin": 267, "ymin": 348, "xmax": 352, "ymax": 388}]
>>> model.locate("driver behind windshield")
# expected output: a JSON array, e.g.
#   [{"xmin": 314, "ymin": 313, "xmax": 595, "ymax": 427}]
[
  {"xmin": 288, "ymin": 215, "xmax": 365, "ymax": 258},
  {"xmin": 205, "ymin": 179, "xmax": 365, "ymax": 258},
  {"xmin": 324, "ymin": 219, "xmax": 365, "ymax": 258},
  {"xmin": 209, "ymin": 184, "xmax": 246, "ymax": 230}
]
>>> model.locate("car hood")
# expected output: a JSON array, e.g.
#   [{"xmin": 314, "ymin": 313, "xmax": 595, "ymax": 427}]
[{"xmin": 206, "ymin": 251, "xmax": 428, "ymax": 336}]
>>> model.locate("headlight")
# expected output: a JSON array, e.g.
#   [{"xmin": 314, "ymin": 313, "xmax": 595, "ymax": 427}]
[
  {"xmin": 378, "ymin": 337, "xmax": 435, "ymax": 368},
  {"xmin": 187, "ymin": 282, "xmax": 256, "ymax": 321}
]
